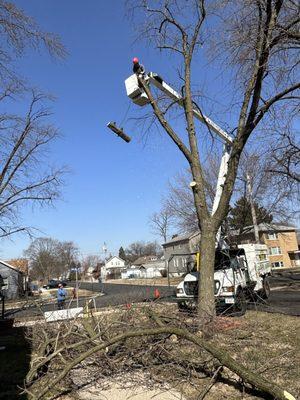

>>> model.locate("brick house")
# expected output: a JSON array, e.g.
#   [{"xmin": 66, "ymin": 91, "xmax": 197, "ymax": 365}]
[{"xmin": 234, "ymin": 223, "xmax": 299, "ymax": 269}]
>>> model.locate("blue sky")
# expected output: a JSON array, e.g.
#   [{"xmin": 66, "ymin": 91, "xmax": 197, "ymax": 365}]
[
  {"xmin": 2, "ymin": 1, "xmax": 199, "ymax": 259},
  {"xmin": 1, "ymin": 1, "xmax": 297, "ymax": 260}
]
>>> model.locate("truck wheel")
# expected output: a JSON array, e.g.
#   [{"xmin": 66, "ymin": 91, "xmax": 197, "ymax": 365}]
[
  {"xmin": 178, "ymin": 301, "xmax": 187, "ymax": 311},
  {"xmin": 234, "ymin": 290, "xmax": 247, "ymax": 316},
  {"xmin": 178, "ymin": 300, "xmax": 196, "ymax": 313},
  {"xmin": 261, "ymin": 276, "xmax": 271, "ymax": 299}
]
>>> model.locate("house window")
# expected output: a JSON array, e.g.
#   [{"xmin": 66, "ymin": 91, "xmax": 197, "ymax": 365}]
[
  {"xmin": 271, "ymin": 261, "xmax": 284, "ymax": 268},
  {"xmin": 2, "ymin": 277, "xmax": 8, "ymax": 289},
  {"xmin": 269, "ymin": 247, "xmax": 282, "ymax": 255},
  {"xmin": 267, "ymin": 232, "xmax": 278, "ymax": 240}
]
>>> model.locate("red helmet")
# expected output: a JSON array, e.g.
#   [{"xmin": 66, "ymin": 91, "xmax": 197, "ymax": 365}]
[{"xmin": 132, "ymin": 57, "xmax": 139, "ymax": 64}]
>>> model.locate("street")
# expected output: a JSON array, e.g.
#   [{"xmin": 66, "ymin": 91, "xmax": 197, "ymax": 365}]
[
  {"xmin": 5, "ymin": 282, "xmax": 174, "ymax": 319},
  {"xmin": 5, "ymin": 274, "xmax": 300, "ymax": 319}
]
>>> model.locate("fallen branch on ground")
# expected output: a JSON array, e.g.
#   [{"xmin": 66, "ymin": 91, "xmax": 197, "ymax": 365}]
[{"xmin": 25, "ymin": 307, "xmax": 296, "ymax": 400}]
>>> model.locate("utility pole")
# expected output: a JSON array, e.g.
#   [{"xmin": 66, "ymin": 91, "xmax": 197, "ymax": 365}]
[
  {"xmin": 102, "ymin": 243, "xmax": 107, "ymax": 282},
  {"xmin": 75, "ymin": 265, "xmax": 79, "ymax": 308},
  {"xmin": 246, "ymin": 173, "xmax": 260, "ymax": 244}
]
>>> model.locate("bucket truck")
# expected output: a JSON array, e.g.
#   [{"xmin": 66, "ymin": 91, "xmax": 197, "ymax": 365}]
[{"xmin": 124, "ymin": 59, "xmax": 271, "ymax": 313}]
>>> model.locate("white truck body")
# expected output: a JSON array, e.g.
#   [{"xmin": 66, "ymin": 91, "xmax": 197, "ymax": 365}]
[{"xmin": 176, "ymin": 244, "xmax": 271, "ymax": 311}]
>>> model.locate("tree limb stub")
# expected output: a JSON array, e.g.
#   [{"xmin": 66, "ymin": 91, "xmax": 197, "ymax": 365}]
[{"xmin": 29, "ymin": 325, "xmax": 296, "ymax": 400}]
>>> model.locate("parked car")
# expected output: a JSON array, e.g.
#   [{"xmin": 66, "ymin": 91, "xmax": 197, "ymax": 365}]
[
  {"xmin": 28, "ymin": 283, "xmax": 40, "ymax": 296},
  {"xmin": 43, "ymin": 280, "xmax": 67, "ymax": 289}
]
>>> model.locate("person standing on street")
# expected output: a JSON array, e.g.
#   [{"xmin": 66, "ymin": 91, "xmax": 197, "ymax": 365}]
[{"xmin": 57, "ymin": 283, "xmax": 67, "ymax": 310}]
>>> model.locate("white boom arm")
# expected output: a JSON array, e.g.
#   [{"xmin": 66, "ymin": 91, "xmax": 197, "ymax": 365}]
[
  {"xmin": 125, "ymin": 71, "xmax": 234, "ymax": 247},
  {"xmin": 147, "ymin": 73, "xmax": 233, "ymax": 145}
]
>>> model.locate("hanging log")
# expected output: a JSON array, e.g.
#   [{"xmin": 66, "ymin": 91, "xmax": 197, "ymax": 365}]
[{"xmin": 107, "ymin": 122, "xmax": 131, "ymax": 143}]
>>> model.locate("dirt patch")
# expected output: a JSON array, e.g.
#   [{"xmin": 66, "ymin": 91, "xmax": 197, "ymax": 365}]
[
  {"xmin": 61, "ymin": 373, "xmax": 186, "ymax": 400},
  {"xmin": 105, "ymin": 277, "xmax": 182, "ymax": 286}
]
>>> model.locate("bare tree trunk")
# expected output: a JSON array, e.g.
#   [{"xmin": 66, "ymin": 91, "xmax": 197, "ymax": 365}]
[{"xmin": 198, "ymin": 226, "xmax": 216, "ymax": 322}]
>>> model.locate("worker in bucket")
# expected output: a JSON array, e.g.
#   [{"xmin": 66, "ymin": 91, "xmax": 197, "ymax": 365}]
[
  {"xmin": 132, "ymin": 57, "xmax": 145, "ymax": 76},
  {"xmin": 57, "ymin": 283, "xmax": 67, "ymax": 310}
]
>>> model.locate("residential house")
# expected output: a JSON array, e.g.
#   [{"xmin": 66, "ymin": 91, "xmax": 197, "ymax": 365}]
[
  {"xmin": 122, "ymin": 257, "xmax": 165, "ymax": 279},
  {"xmin": 121, "ymin": 267, "xmax": 140, "ymax": 279},
  {"xmin": 162, "ymin": 232, "xmax": 201, "ymax": 275},
  {"xmin": 234, "ymin": 223, "xmax": 299, "ymax": 269},
  {"xmin": 0, "ymin": 260, "xmax": 25, "ymax": 299},
  {"xmin": 103, "ymin": 256, "xmax": 126, "ymax": 279},
  {"xmin": 83, "ymin": 262, "xmax": 104, "ymax": 282},
  {"xmin": 138, "ymin": 259, "xmax": 165, "ymax": 278},
  {"xmin": 131, "ymin": 255, "xmax": 158, "ymax": 267}
]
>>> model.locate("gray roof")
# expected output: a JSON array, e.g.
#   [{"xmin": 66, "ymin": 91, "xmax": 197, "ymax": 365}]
[
  {"xmin": 132, "ymin": 255, "xmax": 158, "ymax": 265},
  {"xmin": 138, "ymin": 260, "xmax": 165, "ymax": 269},
  {"xmin": 0, "ymin": 260, "xmax": 24, "ymax": 274},
  {"xmin": 162, "ymin": 231, "xmax": 200, "ymax": 247},
  {"xmin": 240, "ymin": 223, "xmax": 297, "ymax": 234}
]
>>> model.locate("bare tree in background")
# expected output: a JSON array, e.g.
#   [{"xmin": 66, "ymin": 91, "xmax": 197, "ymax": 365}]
[
  {"xmin": 163, "ymin": 158, "xmax": 219, "ymax": 234},
  {"xmin": 25, "ymin": 238, "xmax": 79, "ymax": 281},
  {"xmin": 0, "ymin": 0, "xmax": 66, "ymax": 86},
  {"xmin": 128, "ymin": 0, "xmax": 300, "ymax": 320},
  {"xmin": 0, "ymin": 1, "xmax": 67, "ymax": 238},
  {"xmin": 149, "ymin": 206, "xmax": 174, "ymax": 242},
  {"xmin": 161, "ymin": 148, "xmax": 295, "ymax": 240},
  {"xmin": 269, "ymin": 129, "xmax": 300, "ymax": 184},
  {"xmin": 164, "ymin": 171, "xmax": 198, "ymax": 233},
  {"xmin": 25, "ymin": 237, "xmax": 61, "ymax": 281},
  {"xmin": 57, "ymin": 241, "xmax": 79, "ymax": 278},
  {"xmin": 125, "ymin": 240, "xmax": 162, "ymax": 262},
  {"xmin": 81, "ymin": 254, "xmax": 102, "ymax": 278},
  {"xmin": 236, "ymin": 151, "xmax": 298, "ymax": 221},
  {"xmin": 0, "ymin": 91, "xmax": 65, "ymax": 237}
]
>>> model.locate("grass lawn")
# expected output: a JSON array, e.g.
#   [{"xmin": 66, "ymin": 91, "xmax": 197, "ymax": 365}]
[{"xmin": 178, "ymin": 309, "xmax": 300, "ymax": 399}]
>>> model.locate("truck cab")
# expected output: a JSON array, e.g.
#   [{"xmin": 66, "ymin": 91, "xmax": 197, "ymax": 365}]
[{"xmin": 176, "ymin": 244, "xmax": 271, "ymax": 314}]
